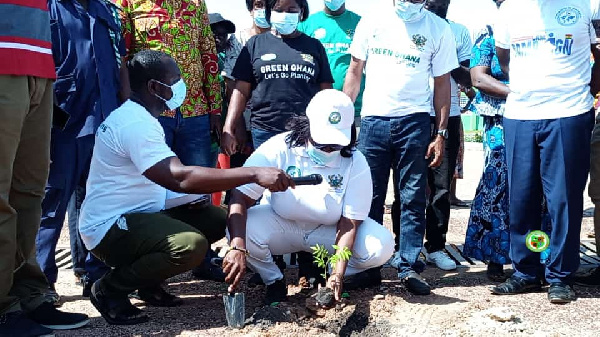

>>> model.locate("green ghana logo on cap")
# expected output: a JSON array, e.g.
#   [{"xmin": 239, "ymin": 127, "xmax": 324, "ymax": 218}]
[{"xmin": 329, "ymin": 112, "xmax": 341, "ymax": 125}]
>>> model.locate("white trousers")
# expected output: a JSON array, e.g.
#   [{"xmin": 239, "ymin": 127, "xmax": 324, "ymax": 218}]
[{"xmin": 236, "ymin": 205, "xmax": 395, "ymax": 285}]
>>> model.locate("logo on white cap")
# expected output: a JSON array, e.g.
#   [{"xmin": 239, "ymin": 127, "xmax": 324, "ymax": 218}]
[{"xmin": 329, "ymin": 112, "xmax": 341, "ymax": 125}]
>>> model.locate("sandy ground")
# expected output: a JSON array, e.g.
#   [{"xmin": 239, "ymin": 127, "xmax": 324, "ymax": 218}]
[{"xmin": 54, "ymin": 143, "xmax": 600, "ymax": 337}]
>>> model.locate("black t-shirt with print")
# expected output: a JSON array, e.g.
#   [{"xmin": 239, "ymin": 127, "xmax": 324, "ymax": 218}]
[{"xmin": 232, "ymin": 32, "xmax": 334, "ymax": 133}]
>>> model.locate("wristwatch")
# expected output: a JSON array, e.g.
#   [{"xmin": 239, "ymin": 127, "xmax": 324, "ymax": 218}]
[{"xmin": 436, "ymin": 129, "xmax": 448, "ymax": 140}]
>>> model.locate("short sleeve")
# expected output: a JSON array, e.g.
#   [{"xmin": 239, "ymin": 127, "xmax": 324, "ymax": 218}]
[
  {"xmin": 119, "ymin": 123, "xmax": 176, "ymax": 174},
  {"xmin": 456, "ymin": 25, "xmax": 472, "ymax": 63},
  {"xmin": 342, "ymin": 152, "xmax": 372, "ymax": 220},
  {"xmin": 231, "ymin": 45, "xmax": 256, "ymax": 85},
  {"xmin": 236, "ymin": 136, "xmax": 283, "ymax": 200},
  {"xmin": 470, "ymin": 29, "xmax": 493, "ymax": 68},
  {"xmin": 431, "ymin": 23, "xmax": 459, "ymax": 77},
  {"xmin": 494, "ymin": 3, "xmax": 510, "ymax": 49},
  {"xmin": 223, "ymin": 36, "xmax": 243, "ymax": 80},
  {"xmin": 592, "ymin": 0, "xmax": 600, "ymax": 19},
  {"xmin": 349, "ymin": 17, "xmax": 369, "ymax": 61},
  {"xmin": 315, "ymin": 40, "xmax": 334, "ymax": 84}
]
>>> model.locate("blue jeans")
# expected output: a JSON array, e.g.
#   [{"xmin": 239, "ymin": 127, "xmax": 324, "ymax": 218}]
[
  {"xmin": 251, "ymin": 128, "xmax": 282, "ymax": 150},
  {"xmin": 358, "ymin": 114, "xmax": 430, "ymax": 277},
  {"xmin": 504, "ymin": 110, "xmax": 594, "ymax": 284},
  {"xmin": 159, "ymin": 113, "xmax": 217, "ymax": 167}
]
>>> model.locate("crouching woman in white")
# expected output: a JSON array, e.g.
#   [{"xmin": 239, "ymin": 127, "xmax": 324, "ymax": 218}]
[{"xmin": 222, "ymin": 90, "xmax": 394, "ymax": 304}]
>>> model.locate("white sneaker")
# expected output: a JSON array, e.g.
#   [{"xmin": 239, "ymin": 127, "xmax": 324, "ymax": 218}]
[{"xmin": 425, "ymin": 250, "xmax": 457, "ymax": 271}]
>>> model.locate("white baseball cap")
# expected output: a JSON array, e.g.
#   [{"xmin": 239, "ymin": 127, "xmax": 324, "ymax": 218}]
[{"xmin": 305, "ymin": 89, "xmax": 355, "ymax": 146}]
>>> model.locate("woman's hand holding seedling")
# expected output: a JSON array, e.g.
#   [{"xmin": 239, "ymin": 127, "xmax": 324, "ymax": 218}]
[{"xmin": 311, "ymin": 244, "xmax": 353, "ymax": 304}]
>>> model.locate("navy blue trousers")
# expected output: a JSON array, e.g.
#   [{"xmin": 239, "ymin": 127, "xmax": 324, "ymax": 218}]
[
  {"xmin": 35, "ymin": 132, "xmax": 108, "ymax": 284},
  {"xmin": 504, "ymin": 110, "xmax": 593, "ymax": 284}
]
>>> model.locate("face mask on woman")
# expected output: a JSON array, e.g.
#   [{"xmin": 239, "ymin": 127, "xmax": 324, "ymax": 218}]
[
  {"xmin": 307, "ymin": 144, "xmax": 341, "ymax": 166},
  {"xmin": 253, "ymin": 8, "xmax": 271, "ymax": 28},
  {"xmin": 395, "ymin": 1, "xmax": 425, "ymax": 22},
  {"xmin": 270, "ymin": 11, "xmax": 299, "ymax": 35}
]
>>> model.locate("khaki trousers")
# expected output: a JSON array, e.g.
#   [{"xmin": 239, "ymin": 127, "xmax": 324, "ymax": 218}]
[{"xmin": 0, "ymin": 75, "xmax": 53, "ymax": 314}]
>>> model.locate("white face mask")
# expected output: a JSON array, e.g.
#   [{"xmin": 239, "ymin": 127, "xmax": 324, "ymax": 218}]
[
  {"xmin": 270, "ymin": 11, "xmax": 299, "ymax": 35},
  {"xmin": 395, "ymin": 1, "xmax": 425, "ymax": 22},
  {"xmin": 324, "ymin": 0, "xmax": 345, "ymax": 11},
  {"xmin": 307, "ymin": 144, "xmax": 341, "ymax": 166},
  {"xmin": 153, "ymin": 79, "xmax": 187, "ymax": 110},
  {"xmin": 253, "ymin": 9, "xmax": 270, "ymax": 28}
]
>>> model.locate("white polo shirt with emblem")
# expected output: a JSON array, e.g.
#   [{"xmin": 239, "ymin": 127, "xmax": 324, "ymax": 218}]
[
  {"xmin": 495, "ymin": 0, "xmax": 596, "ymax": 120},
  {"xmin": 350, "ymin": 9, "xmax": 458, "ymax": 117},
  {"xmin": 236, "ymin": 132, "xmax": 373, "ymax": 226}
]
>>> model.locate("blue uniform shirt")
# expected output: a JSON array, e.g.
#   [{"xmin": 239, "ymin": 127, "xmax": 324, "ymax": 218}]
[{"xmin": 49, "ymin": 0, "xmax": 125, "ymax": 136}]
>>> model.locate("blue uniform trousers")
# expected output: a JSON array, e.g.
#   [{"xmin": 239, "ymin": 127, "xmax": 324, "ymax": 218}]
[
  {"xmin": 35, "ymin": 132, "xmax": 108, "ymax": 284},
  {"xmin": 504, "ymin": 110, "xmax": 594, "ymax": 284}
]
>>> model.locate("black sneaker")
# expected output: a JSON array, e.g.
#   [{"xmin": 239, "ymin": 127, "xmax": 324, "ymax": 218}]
[
  {"xmin": 344, "ymin": 268, "xmax": 382, "ymax": 291},
  {"xmin": 27, "ymin": 302, "xmax": 89, "ymax": 330},
  {"xmin": 548, "ymin": 282, "xmax": 576, "ymax": 304},
  {"xmin": 46, "ymin": 284, "xmax": 60, "ymax": 306},
  {"xmin": 136, "ymin": 285, "xmax": 183, "ymax": 307},
  {"xmin": 90, "ymin": 281, "xmax": 148, "ymax": 325},
  {"xmin": 491, "ymin": 275, "xmax": 542, "ymax": 295},
  {"xmin": 264, "ymin": 279, "xmax": 287, "ymax": 305},
  {"xmin": 573, "ymin": 267, "xmax": 600, "ymax": 287},
  {"xmin": 0, "ymin": 311, "xmax": 54, "ymax": 337},
  {"xmin": 400, "ymin": 270, "xmax": 431, "ymax": 295}
]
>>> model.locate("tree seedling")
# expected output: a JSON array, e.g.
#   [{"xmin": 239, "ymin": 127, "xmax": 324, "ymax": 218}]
[{"xmin": 310, "ymin": 244, "xmax": 352, "ymax": 307}]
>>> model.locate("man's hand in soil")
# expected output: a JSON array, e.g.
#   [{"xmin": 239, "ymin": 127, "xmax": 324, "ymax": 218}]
[
  {"xmin": 223, "ymin": 249, "xmax": 246, "ymax": 293},
  {"xmin": 326, "ymin": 274, "xmax": 344, "ymax": 302}
]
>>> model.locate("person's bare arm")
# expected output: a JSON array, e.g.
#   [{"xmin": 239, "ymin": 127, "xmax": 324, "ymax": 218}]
[
  {"xmin": 591, "ymin": 44, "xmax": 600, "ymax": 97},
  {"xmin": 427, "ymin": 73, "xmax": 451, "ymax": 168},
  {"xmin": 470, "ymin": 65, "xmax": 511, "ymax": 99},
  {"xmin": 143, "ymin": 156, "xmax": 293, "ymax": 194},
  {"xmin": 327, "ymin": 216, "xmax": 361, "ymax": 301},
  {"xmin": 343, "ymin": 57, "xmax": 366, "ymax": 103},
  {"xmin": 223, "ymin": 190, "xmax": 256, "ymax": 292},
  {"xmin": 222, "ymin": 81, "xmax": 252, "ymax": 155},
  {"xmin": 320, "ymin": 82, "xmax": 333, "ymax": 90},
  {"xmin": 450, "ymin": 60, "xmax": 472, "ymax": 88},
  {"xmin": 496, "ymin": 47, "xmax": 510, "ymax": 79}
]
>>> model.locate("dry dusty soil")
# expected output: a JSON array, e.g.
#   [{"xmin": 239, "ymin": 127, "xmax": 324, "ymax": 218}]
[{"xmin": 54, "ymin": 143, "xmax": 600, "ymax": 337}]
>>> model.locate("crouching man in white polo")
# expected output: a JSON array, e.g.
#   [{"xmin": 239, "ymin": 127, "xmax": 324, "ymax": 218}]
[{"xmin": 222, "ymin": 90, "xmax": 394, "ymax": 304}]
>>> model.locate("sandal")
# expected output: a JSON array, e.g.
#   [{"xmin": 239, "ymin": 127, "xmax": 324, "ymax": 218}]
[{"xmin": 491, "ymin": 275, "xmax": 541, "ymax": 295}]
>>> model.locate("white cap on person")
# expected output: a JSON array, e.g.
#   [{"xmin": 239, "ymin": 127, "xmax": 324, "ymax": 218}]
[{"xmin": 305, "ymin": 89, "xmax": 355, "ymax": 146}]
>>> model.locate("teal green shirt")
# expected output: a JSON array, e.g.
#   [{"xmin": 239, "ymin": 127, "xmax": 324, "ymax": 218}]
[{"xmin": 299, "ymin": 10, "xmax": 365, "ymax": 117}]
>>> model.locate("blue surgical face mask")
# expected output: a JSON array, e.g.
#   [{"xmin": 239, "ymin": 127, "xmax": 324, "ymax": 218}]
[
  {"xmin": 324, "ymin": 0, "xmax": 345, "ymax": 11},
  {"xmin": 395, "ymin": 1, "xmax": 425, "ymax": 22},
  {"xmin": 307, "ymin": 144, "xmax": 340, "ymax": 166},
  {"xmin": 253, "ymin": 9, "xmax": 270, "ymax": 28},
  {"xmin": 154, "ymin": 79, "xmax": 187, "ymax": 110},
  {"xmin": 270, "ymin": 11, "xmax": 299, "ymax": 35}
]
